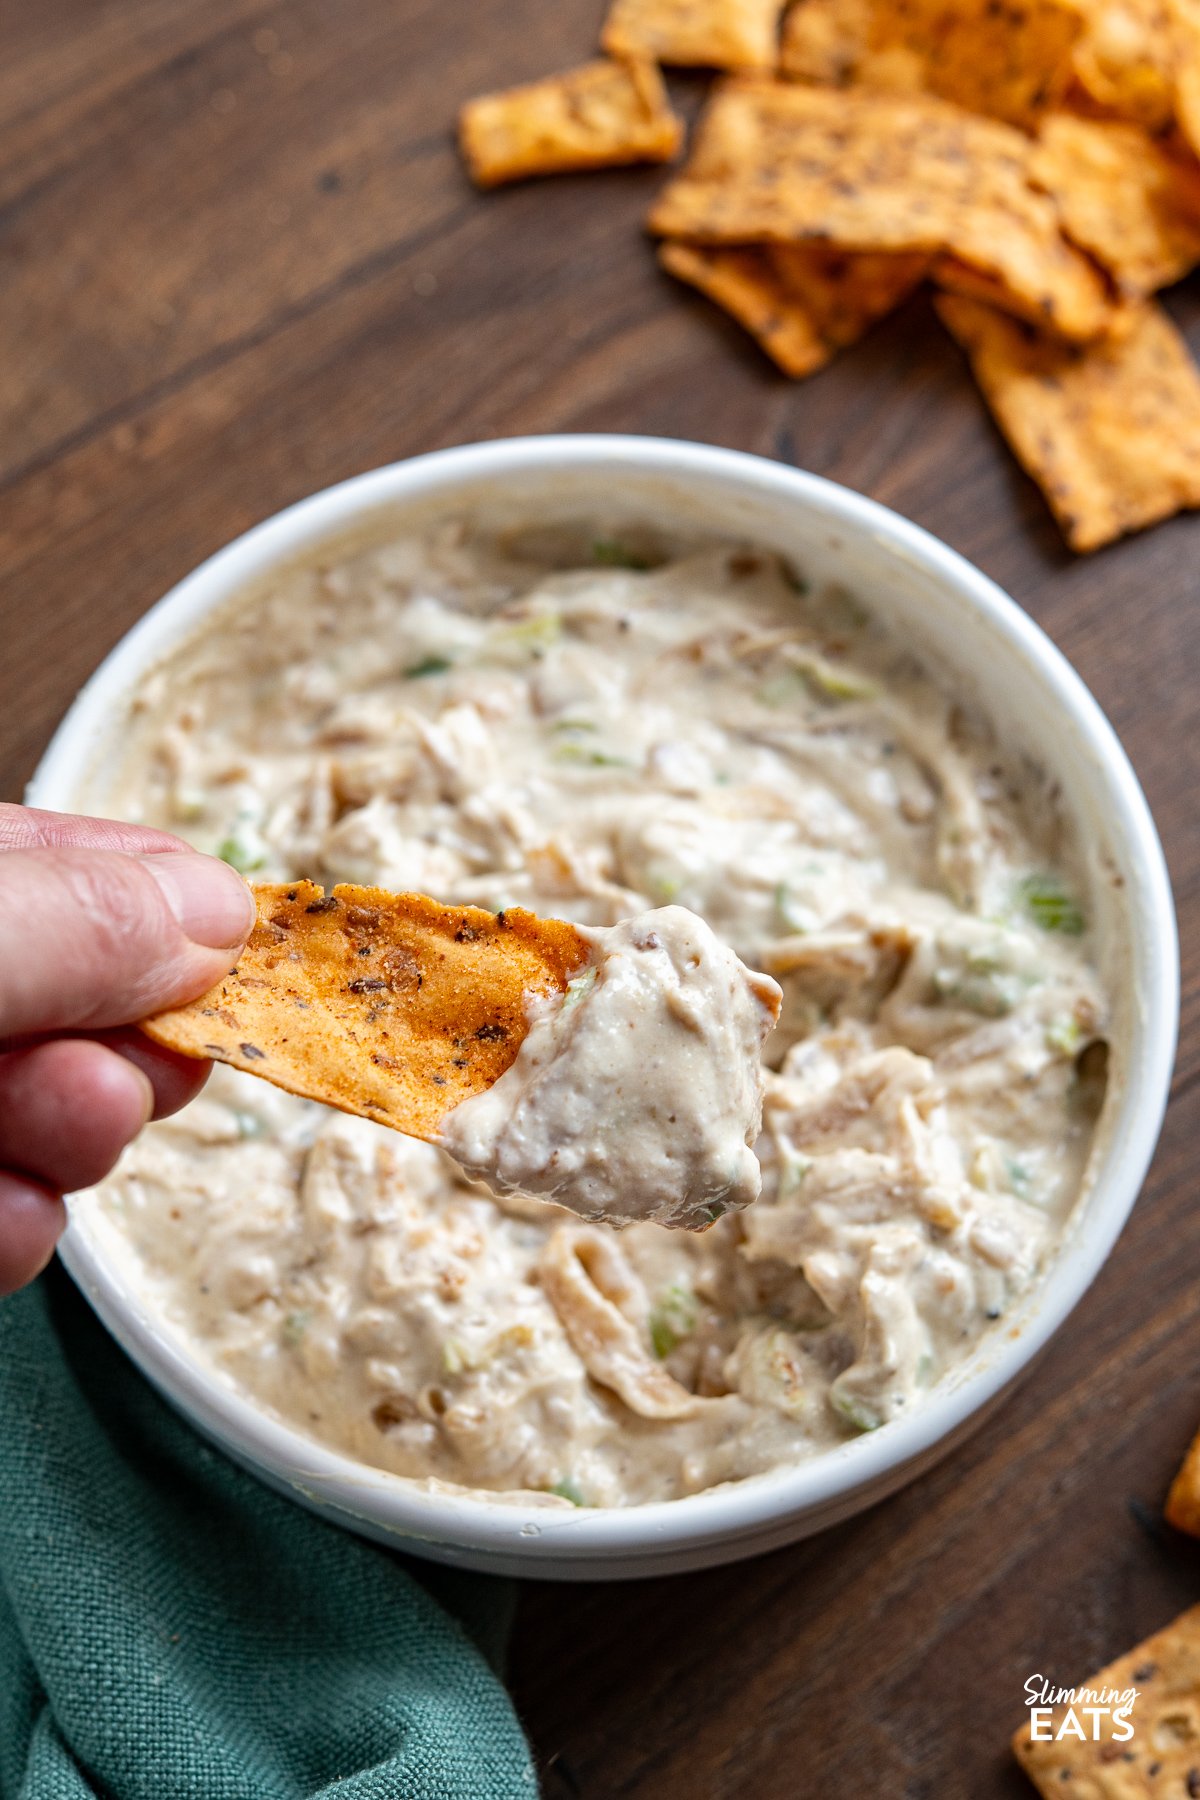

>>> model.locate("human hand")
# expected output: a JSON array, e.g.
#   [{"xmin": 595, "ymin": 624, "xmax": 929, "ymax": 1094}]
[{"xmin": 0, "ymin": 804, "xmax": 256, "ymax": 1295}]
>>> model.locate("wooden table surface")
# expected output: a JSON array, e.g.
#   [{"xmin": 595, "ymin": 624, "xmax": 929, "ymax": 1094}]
[{"xmin": 6, "ymin": 4, "xmax": 1200, "ymax": 1794}]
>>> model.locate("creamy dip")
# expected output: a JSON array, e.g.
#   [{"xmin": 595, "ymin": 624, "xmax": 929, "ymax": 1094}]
[
  {"xmin": 85, "ymin": 521, "xmax": 1109, "ymax": 1506},
  {"xmin": 440, "ymin": 907, "xmax": 781, "ymax": 1230}
]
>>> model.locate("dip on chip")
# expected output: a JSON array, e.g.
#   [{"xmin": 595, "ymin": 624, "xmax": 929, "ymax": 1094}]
[
  {"xmin": 660, "ymin": 240, "xmax": 927, "ymax": 373},
  {"xmin": 458, "ymin": 57, "xmax": 682, "ymax": 187},
  {"xmin": 936, "ymin": 291, "xmax": 1200, "ymax": 550},
  {"xmin": 602, "ymin": 0, "xmax": 787, "ymax": 71},
  {"xmin": 647, "ymin": 79, "xmax": 1114, "ymax": 341},
  {"xmin": 779, "ymin": 0, "xmax": 1083, "ymax": 127}
]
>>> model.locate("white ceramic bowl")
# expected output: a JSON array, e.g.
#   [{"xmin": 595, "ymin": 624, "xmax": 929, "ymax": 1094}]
[{"xmin": 28, "ymin": 436, "xmax": 1177, "ymax": 1580}]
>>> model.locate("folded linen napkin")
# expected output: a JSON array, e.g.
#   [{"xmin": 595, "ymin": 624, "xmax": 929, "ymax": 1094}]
[{"xmin": 0, "ymin": 1266, "xmax": 536, "ymax": 1799}]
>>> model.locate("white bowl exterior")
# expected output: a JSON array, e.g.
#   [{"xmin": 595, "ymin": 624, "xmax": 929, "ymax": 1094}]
[{"xmin": 28, "ymin": 436, "xmax": 1178, "ymax": 1580}]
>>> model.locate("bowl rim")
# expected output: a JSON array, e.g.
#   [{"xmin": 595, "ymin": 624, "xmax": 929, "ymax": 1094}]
[{"xmin": 29, "ymin": 433, "xmax": 1179, "ymax": 1566}]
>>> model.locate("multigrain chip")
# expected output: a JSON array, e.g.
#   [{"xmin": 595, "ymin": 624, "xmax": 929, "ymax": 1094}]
[
  {"xmin": 458, "ymin": 58, "xmax": 682, "ymax": 188},
  {"xmin": 1168, "ymin": 0, "xmax": 1200, "ymax": 154},
  {"xmin": 1030, "ymin": 112, "xmax": 1200, "ymax": 297},
  {"xmin": 660, "ymin": 240, "xmax": 926, "ymax": 373},
  {"xmin": 602, "ymin": 0, "xmax": 786, "ymax": 71},
  {"xmin": 778, "ymin": 0, "xmax": 1082, "ymax": 127},
  {"xmin": 1071, "ymin": 0, "xmax": 1176, "ymax": 129},
  {"xmin": 646, "ymin": 80, "xmax": 1115, "ymax": 341},
  {"xmin": 142, "ymin": 881, "xmax": 591, "ymax": 1139},
  {"xmin": 1013, "ymin": 1603, "xmax": 1200, "ymax": 1794},
  {"xmin": 660, "ymin": 242, "xmax": 830, "ymax": 372},
  {"xmin": 1165, "ymin": 1421, "xmax": 1200, "ymax": 1535},
  {"xmin": 936, "ymin": 291, "xmax": 1200, "ymax": 549}
]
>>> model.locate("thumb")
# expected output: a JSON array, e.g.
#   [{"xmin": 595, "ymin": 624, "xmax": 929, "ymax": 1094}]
[{"xmin": 0, "ymin": 847, "xmax": 257, "ymax": 1043}]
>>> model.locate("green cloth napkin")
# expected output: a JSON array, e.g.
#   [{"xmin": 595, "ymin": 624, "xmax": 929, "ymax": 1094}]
[{"xmin": 0, "ymin": 1266, "xmax": 537, "ymax": 1799}]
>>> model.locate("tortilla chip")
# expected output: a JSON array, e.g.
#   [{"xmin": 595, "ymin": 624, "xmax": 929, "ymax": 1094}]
[
  {"xmin": 458, "ymin": 58, "xmax": 682, "ymax": 188},
  {"xmin": 1166, "ymin": 1422, "xmax": 1200, "ymax": 1535},
  {"xmin": 779, "ymin": 0, "xmax": 1082, "ymax": 128},
  {"xmin": 647, "ymin": 80, "xmax": 1115, "ymax": 342},
  {"xmin": 1072, "ymin": 0, "xmax": 1176, "ymax": 128},
  {"xmin": 1013, "ymin": 1602, "xmax": 1200, "ymax": 1794},
  {"xmin": 1169, "ymin": 0, "xmax": 1200, "ymax": 154},
  {"xmin": 1030, "ymin": 112, "xmax": 1200, "ymax": 297},
  {"xmin": 659, "ymin": 241, "xmax": 926, "ymax": 373},
  {"xmin": 660, "ymin": 242, "xmax": 830, "ymax": 373},
  {"xmin": 602, "ymin": 0, "xmax": 786, "ymax": 71},
  {"xmin": 936, "ymin": 291, "xmax": 1200, "ymax": 550},
  {"xmin": 142, "ymin": 881, "xmax": 590, "ymax": 1139}
]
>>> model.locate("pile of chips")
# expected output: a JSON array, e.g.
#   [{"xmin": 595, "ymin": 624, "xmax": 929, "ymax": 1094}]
[{"xmin": 459, "ymin": 0, "xmax": 1200, "ymax": 553}]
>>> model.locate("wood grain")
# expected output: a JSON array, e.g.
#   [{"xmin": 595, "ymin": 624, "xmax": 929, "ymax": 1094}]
[{"xmin": 4, "ymin": 5, "xmax": 1199, "ymax": 1794}]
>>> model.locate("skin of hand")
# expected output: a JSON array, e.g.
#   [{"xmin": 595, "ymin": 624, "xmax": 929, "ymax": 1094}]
[{"xmin": 0, "ymin": 803, "xmax": 257, "ymax": 1296}]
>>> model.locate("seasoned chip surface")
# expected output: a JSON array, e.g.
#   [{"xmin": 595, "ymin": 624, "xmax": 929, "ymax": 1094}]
[
  {"xmin": 142, "ymin": 881, "xmax": 591, "ymax": 1139},
  {"xmin": 1013, "ymin": 1603, "xmax": 1200, "ymax": 1794},
  {"xmin": 779, "ymin": 0, "xmax": 1082, "ymax": 127},
  {"xmin": 458, "ymin": 57, "xmax": 682, "ymax": 188},
  {"xmin": 660, "ymin": 240, "xmax": 925, "ymax": 373},
  {"xmin": 1030, "ymin": 112, "xmax": 1200, "ymax": 298},
  {"xmin": 936, "ymin": 292, "xmax": 1200, "ymax": 550},
  {"xmin": 647, "ymin": 79, "xmax": 1114, "ymax": 341},
  {"xmin": 602, "ymin": 0, "xmax": 786, "ymax": 71}
]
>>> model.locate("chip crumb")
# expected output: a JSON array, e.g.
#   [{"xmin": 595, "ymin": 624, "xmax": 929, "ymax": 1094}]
[
  {"xmin": 936, "ymin": 291, "xmax": 1200, "ymax": 550},
  {"xmin": 458, "ymin": 57, "xmax": 683, "ymax": 188}
]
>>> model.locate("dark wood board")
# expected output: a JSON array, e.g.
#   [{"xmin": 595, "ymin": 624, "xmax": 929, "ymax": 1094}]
[{"xmin": 4, "ymin": 5, "xmax": 1199, "ymax": 1794}]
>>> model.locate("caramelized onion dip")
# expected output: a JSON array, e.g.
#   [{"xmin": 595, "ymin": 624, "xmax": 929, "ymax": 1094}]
[{"xmin": 83, "ymin": 521, "xmax": 1110, "ymax": 1506}]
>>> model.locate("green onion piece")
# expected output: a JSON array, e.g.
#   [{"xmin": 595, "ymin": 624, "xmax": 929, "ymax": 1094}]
[
  {"xmin": 404, "ymin": 654, "xmax": 453, "ymax": 679},
  {"xmin": 550, "ymin": 1477, "xmax": 585, "ymax": 1506},
  {"xmin": 1045, "ymin": 1015, "xmax": 1084, "ymax": 1056},
  {"xmin": 552, "ymin": 743, "xmax": 634, "ymax": 768},
  {"xmin": 591, "ymin": 538, "xmax": 651, "ymax": 571},
  {"xmin": 649, "ymin": 1284, "xmax": 698, "ymax": 1359},
  {"xmin": 831, "ymin": 1390, "xmax": 882, "ymax": 1433},
  {"xmin": 561, "ymin": 968, "xmax": 597, "ymax": 1013},
  {"xmin": 282, "ymin": 1309, "xmax": 311, "ymax": 1348},
  {"xmin": 217, "ymin": 836, "xmax": 266, "ymax": 874},
  {"xmin": 1018, "ymin": 874, "xmax": 1085, "ymax": 935}
]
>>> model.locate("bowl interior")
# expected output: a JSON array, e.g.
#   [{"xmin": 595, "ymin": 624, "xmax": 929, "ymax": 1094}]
[{"xmin": 28, "ymin": 437, "xmax": 1177, "ymax": 1578}]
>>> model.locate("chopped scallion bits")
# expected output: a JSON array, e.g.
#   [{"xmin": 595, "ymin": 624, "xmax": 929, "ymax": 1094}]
[
  {"xmin": 1018, "ymin": 874, "xmax": 1085, "ymax": 935},
  {"xmin": 591, "ymin": 538, "xmax": 651, "ymax": 571},
  {"xmin": 217, "ymin": 837, "xmax": 266, "ymax": 874},
  {"xmin": 550, "ymin": 1477, "xmax": 585, "ymax": 1506},
  {"xmin": 404, "ymin": 654, "xmax": 453, "ymax": 679},
  {"xmin": 649, "ymin": 1284, "xmax": 698, "ymax": 1360},
  {"xmin": 831, "ymin": 1390, "xmax": 882, "ymax": 1433}
]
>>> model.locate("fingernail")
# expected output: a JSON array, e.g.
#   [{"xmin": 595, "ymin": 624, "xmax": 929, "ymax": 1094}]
[{"xmin": 141, "ymin": 852, "xmax": 257, "ymax": 950}]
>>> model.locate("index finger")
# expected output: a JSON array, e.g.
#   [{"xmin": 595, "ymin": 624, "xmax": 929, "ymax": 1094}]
[{"xmin": 0, "ymin": 803, "xmax": 190, "ymax": 857}]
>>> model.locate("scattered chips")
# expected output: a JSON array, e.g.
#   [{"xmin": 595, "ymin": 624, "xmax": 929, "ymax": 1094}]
[
  {"xmin": 142, "ymin": 881, "xmax": 590, "ymax": 1139},
  {"xmin": 1013, "ymin": 1603, "xmax": 1200, "ymax": 1794},
  {"xmin": 660, "ymin": 241, "xmax": 926, "ymax": 372},
  {"xmin": 1172, "ymin": 0, "xmax": 1200, "ymax": 155},
  {"xmin": 647, "ymin": 80, "xmax": 1114, "ymax": 341},
  {"xmin": 602, "ymin": 0, "xmax": 786, "ymax": 71},
  {"xmin": 458, "ymin": 57, "xmax": 682, "ymax": 188},
  {"xmin": 936, "ymin": 292, "xmax": 1200, "ymax": 549},
  {"xmin": 1165, "ymin": 1420, "xmax": 1200, "ymax": 1535},
  {"xmin": 779, "ymin": 0, "xmax": 1083, "ymax": 127},
  {"xmin": 1030, "ymin": 112, "xmax": 1200, "ymax": 297}
]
